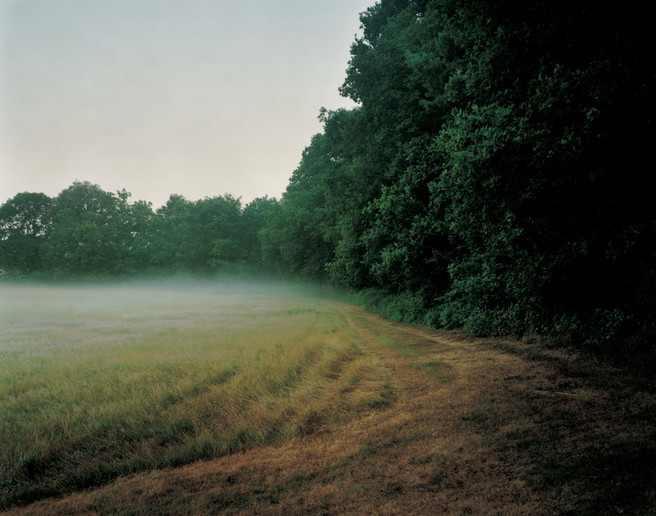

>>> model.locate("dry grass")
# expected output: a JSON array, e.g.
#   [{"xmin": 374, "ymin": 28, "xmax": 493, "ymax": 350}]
[{"xmin": 2, "ymin": 284, "xmax": 656, "ymax": 514}]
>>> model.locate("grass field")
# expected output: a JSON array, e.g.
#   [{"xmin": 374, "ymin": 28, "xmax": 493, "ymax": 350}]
[
  {"xmin": 0, "ymin": 281, "xmax": 388, "ymax": 509},
  {"xmin": 2, "ymin": 281, "xmax": 655, "ymax": 514}
]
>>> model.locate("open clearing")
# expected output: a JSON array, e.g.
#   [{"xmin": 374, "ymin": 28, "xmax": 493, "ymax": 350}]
[{"xmin": 1, "ymin": 282, "xmax": 655, "ymax": 515}]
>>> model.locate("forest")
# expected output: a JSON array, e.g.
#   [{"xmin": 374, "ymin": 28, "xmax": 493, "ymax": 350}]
[{"xmin": 2, "ymin": 0, "xmax": 655, "ymax": 364}]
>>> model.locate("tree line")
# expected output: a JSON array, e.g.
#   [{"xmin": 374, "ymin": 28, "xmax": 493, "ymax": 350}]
[
  {"xmin": 0, "ymin": 181, "xmax": 278, "ymax": 277},
  {"xmin": 2, "ymin": 0, "xmax": 654, "ymax": 361},
  {"xmin": 260, "ymin": 0, "xmax": 655, "ymax": 361}
]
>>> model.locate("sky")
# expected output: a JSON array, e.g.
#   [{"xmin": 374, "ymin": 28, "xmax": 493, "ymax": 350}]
[{"xmin": 0, "ymin": 0, "xmax": 371, "ymax": 209}]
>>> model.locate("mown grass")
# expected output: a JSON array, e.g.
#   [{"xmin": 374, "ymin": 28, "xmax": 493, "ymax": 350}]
[{"xmin": 0, "ymin": 282, "xmax": 384, "ymax": 509}]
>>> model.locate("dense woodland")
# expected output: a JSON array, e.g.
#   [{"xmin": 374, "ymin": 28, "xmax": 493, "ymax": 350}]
[{"xmin": 2, "ymin": 0, "xmax": 655, "ymax": 362}]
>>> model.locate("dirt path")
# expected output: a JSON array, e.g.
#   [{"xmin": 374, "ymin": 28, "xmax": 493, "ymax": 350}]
[{"xmin": 8, "ymin": 303, "xmax": 656, "ymax": 515}]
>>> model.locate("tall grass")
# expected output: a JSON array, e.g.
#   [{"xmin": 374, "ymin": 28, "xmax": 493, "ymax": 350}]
[{"xmin": 0, "ymin": 283, "xmax": 373, "ymax": 508}]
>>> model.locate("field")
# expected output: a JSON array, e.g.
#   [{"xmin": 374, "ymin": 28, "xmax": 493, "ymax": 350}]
[{"xmin": 1, "ymin": 281, "xmax": 655, "ymax": 514}]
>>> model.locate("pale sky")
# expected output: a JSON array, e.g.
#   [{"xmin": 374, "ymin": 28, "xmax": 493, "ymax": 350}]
[{"xmin": 0, "ymin": 0, "xmax": 371, "ymax": 209}]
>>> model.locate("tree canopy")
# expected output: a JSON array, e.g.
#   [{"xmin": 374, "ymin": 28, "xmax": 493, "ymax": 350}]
[
  {"xmin": 0, "ymin": 181, "xmax": 274, "ymax": 279},
  {"xmin": 259, "ymin": 0, "xmax": 655, "ymax": 360}
]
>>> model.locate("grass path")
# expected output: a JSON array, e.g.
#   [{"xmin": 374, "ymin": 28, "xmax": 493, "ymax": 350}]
[{"xmin": 6, "ymin": 303, "xmax": 656, "ymax": 515}]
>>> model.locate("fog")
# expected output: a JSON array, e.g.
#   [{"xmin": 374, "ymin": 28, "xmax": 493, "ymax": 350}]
[
  {"xmin": 0, "ymin": 277, "xmax": 330, "ymax": 317},
  {"xmin": 0, "ymin": 278, "xmax": 342, "ymax": 356}
]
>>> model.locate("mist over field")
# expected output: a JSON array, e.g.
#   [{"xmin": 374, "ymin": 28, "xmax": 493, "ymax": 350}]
[
  {"xmin": 0, "ymin": 279, "xmax": 330, "ymax": 351},
  {"xmin": 1, "ymin": 277, "xmax": 323, "ymax": 312},
  {"xmin": 1, "ymin": 278, "xmax": 369, "ymax": 509}
]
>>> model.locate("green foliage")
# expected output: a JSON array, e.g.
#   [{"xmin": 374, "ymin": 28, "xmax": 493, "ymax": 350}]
[
  {"xmin": 352, "ymin": 288, "xmax": 431, "ymax": 326},
  {"xmin": 431, "ymin": 0, "xmax": 656, "ymax": 356},
  {"xmin": 240, "ymin": 196, "xmax": 278, "ymax": 267},
  {"xmin": 0, "ymin": 183, "xmax": 279, "ymax": 278},
  {"xmin": 261, "ymin": 0, "xmax": 656, "ymax": 361},
  {"xmin": 40, "ymin": 182, "xmax": 136, "ymax": 275},
  {"xmin": 0, "ymin": 192, "xmax": 52, "ymax": 274},
  {"xmin": 150, "ymin": 194, "xmax": 243, "ymax": 273}
]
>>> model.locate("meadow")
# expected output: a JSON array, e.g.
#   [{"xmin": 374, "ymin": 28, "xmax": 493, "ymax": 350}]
[
  {"xmin": 2, "ymin": 281, "xmax": 655, "ymax": 514},
  {"xmin": 0, "ymin": 281, "xmax": 389, "ymax": 509}
]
